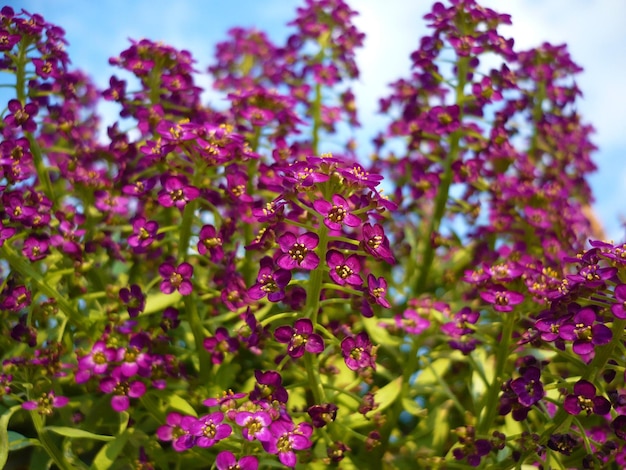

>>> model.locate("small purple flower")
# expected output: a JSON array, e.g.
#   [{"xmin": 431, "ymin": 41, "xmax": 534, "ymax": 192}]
[
  {"xmin": 157, "ymin": 174, "xmax": 200, "ymax": 209},
  {"xmin": 308, "ymin": 403, "xmax": 338, "ymax": 428},
  {"xmin": 203, "ymin": 327, "xmax": 239, "ymax": 364},
  {"xmin": 4, "ymin": 99, "xmax": 38, "ymax": 132},
  {"xmin": 479, "ymin": 285, "xmax": 524, "ymax": 312},
  {"xmin": 119, "ymin": 284, "xmax": 145, "ymax": 318},
  {"xmin": 250, "ymin": 370, "xmax": 288, "ymax": 404},
  {"xmin": 341, "ymin": 332, "xmax": 376, "ymax": 371},
  {"xmin": 395, "ymin": 308, "xmax": 430, "ymax": 335},
  {"xmin": 326, "ymin": 250, "xmax": 362, "ymax": 286},
  {"xmin": 313, "ymin": 194, "xmax": 361, "ymax": 231},
  {"xmin": 99, "ymin": 370, "xmax": 146, "ymax": 412},
  {"xmin": 197, "ymin": 224, "xmax": 224, "ymax": 262},
  {"xmin": 22, "ymin": 391, "xmax": 69, "ymax": 416},
  {"xmin": 76, "ymin": 340, "xmax": 116, "ymax": 383},
  {"xmin": 158, "ymin": 261, "xmax": 194, "ymax": 295},
  {"xmin": 249, "ymin": 257, "xmax": 291, "ymax": 302},
  {"xmin": 564, "ymin": 380, "xmax": 611, "ymax": 416},
  {"xmin": 22, "ymin": 234, "xmax": 50, "ymax": 261},
  {"xmin": 261, "ymin": 420, "xmax": 314, "ymax": 468},
  {"xmin": 156, "ymin": 412, "xmax": 197, "ymax": 452},
  {"xmin": 128, "ymin": 217, "xmax": 162, "ymax": 252},
  {"xmin": 510, "ymin": 366, "xmax": 544, "ymax": 407},
  {"xmin": 612, "ymin": 284, "xmax": 626, "ymax": 319},
  {"xmin": 274, "ymin": 318, "xmax": 325, "ymax": 358},
  {"xmin": 235, "ymin": 410, "xmax": 272, "ymax": 441},
  {"xmin": 366, "ymin": 274, "xmax": 391, "ymax": 308},
  {"xmin": 276, "ymin": 231, "xmax": 320, "ymax": 270},
  {"xmin": 360, "ymin": 223, "xmax": 395, "ymax": 264},
  {"xmin": 189, "ymin": 411, "xmax": 232, "ymax": 448},
  {"xmin": 216, "ymin": 451, "xmax": 258, "ymax": 470},
  {"xmin": 559, "ymin": 307, "xmax": 611, "ymax": 356}
]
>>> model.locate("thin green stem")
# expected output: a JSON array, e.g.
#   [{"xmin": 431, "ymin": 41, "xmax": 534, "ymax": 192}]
[{"xmin": 30, "ymin": 412, "xmax": 71, "ymax": 470}]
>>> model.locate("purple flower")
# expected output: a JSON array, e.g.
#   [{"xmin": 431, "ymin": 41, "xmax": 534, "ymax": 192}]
[
  {"xmin": 261, "ymin": 420, "xmax": 314, "ymax": 468},
  {"xmin": 276, "ymin": 231, "xmax": 320, "ymax": 270},
  {"xmin": 308, "ymin": 403, "xmax": 338, "ymax": 428},
  {"xmin": 156, "ymin": 412, "xmax": 197, "ymax": 452},
  {"xmin": 157, "ymin": 174, "xmax": 200, "ymax": 209},
  {"xmin": 564, "ymin": 380, "xmax": 611, "ymax": 416},
  {"xmin": 249, "ymin": 257, "xmax": 291, "ymax": 302},
  {"xmin": 250, "ymin": 370, "xmax": 288, "ymax": 404},
  {"xmin": 197, "ymin": 224, "xmax": 224, "ymax": 262},
  {"xmin": 76, "ymin": 340, "xmax": 116, "ymax": 383},
  {"xmin": 4, "ymin": 99, "xmax": 38, "ymax": 132},
  {"xmin": 559, "ymin": 307, "xmax": 611, "ymax": 356},
  {"xmin": 326, "ymin": 250, "xmax": 362, "ymax": 286},
  {"xmin": 22, "ymin": 391, "xmax": 69, "ymax": 416},
  {"xmin": 216, "ymin": 451, "xmax": 258, "ymax": 470},
  {"xmin": 22, "ymin": 234, "xmax": 50, "ymax": 261},
  {"xmin": 313, "ymin": 194, "xmax": 361, "ymax": 231},
  {"xmin": 366, "ymin": 274, "xmax": 391, "ymax": 308},
  {"xmin": 612, "ymin": 284, "xmax": 626, "ymax": 319},
  {"xmin": 99, "ymin": 370, "xmax": 146, "ymax": 412},
  {"xmin": 510, "ymin": 366, "xmax": 544, "ymax": 407},
  {"xmin": 479, "ymin": 285, "xmax": 524, "ymax": 312},
  {"xmin": 395, "ymin": 308, "xmax": 430, "ymax": 335},
  {"xmin": 341, "ymin": 332, "xmax": 376, "ymax": 371},
  {"xmin": 203, "ymin": 327, "xmax": 239, "ymax": 364},
  {"xmin": 234, "ymin": 410, "xmax": 272, "ymax": 441},
  {"xmin": 189, "ymin": 411, "xmax": 232, "ymax": 448},
  {"xmin": 119, "ymin": 284, "xmax": 145, "ymax": 318},
  {"xmin": 360, "ymin": 223, "xmax": 395, "ymax": 264},
  {"xmin": 158, "ymin": 261, "xmax": 194, "ymax": 295},
  {"xmin": 128, "ymin": 217, "xmax": 162, "ymax": 252},
  {"xmin": 274, "ymin": 318, "xmax": 325, "ymax": 358}
]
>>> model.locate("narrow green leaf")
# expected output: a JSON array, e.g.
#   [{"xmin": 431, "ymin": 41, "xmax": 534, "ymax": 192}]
[
  {"xmin": 367, "ymin": 377, "xmax": 402, "ymax": 417},
  {"xmin": 162, "ymin": 393, "xmax": 198, "ymax": 417},
  {"xmin": 90, "ymin": 429, "xmax": 130, "ymax": 470},
  {"xmin": 44, "ymin": 426, "xmax": 115, "ymax": 441},
  {"xmin": 0, "ymin": 405, "xmax": 22, "ymax": 468},
  {"xmin": 401, "ymin": 398, "xmax": 428, "ymax": 418},
  {"xmin": 144, "ymin": 291, "xmax": 182, "ymax": 315}
]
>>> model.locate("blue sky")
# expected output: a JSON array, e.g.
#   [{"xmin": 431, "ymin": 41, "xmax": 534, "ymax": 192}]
[{"xmin": 9, "ymin": 0, "xmax": 626, "ymax": 241}]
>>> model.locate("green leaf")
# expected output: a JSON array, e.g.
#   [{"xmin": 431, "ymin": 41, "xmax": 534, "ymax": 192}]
[
  {"xmin": 0, "ymin": 405, "xmax": 22, "ymax": 468},
  {"xmin": 368, "ymin": 377, "xmax": 402, "ymax": 417},
  {"xmin": 401, "ymin": 398, "xmax": 428, "ymax": 418},
  {"xmin": 362, "ymin": 316, "xmax": 401, "ymax": 347},
  {"xmin": 90, "ymin": 429, "xmax": 130, "ymax": 470},
  {"xmin": 44, "ymin": 426, "xmax": 115, "ymax": 441},
  {"xmin": 162, "ymin": 393, "xmax": 198, "ymax": 417},
  {"xmin": 144, "ymin": 291, "xmax": 182, "ymax": 315},
  {"xmin": 8, "ymin": 431, "xmax": 41, "ymax": 451}
]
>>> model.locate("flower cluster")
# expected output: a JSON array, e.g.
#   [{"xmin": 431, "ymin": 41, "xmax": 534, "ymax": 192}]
[{"xmin": 0, "ymin": 1, "xmax": 623, "ymax": 469}]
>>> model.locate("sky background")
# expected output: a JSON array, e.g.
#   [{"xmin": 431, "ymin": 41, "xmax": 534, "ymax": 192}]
[{"xmin": 8, "ymin": 0, "xmax": 626, "ymax": 241}]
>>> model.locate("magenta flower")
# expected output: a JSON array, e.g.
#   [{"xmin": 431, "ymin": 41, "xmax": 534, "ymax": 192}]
[
  {"xmin": 22, "ymin": 391, "xmax": 69, "ymax": 415},
  {"xmin": 564, "ymin": 379, "xmax": 611, "ymax": 416},
  {"xmin": 611, "ymin": 284, "xmax": 626, "ymax": 319},
  {"xmin": 189, "ymin": 411, "xmax": 232, "ymax": 448},
  {"xmin": 249, "ymin": 257, "xmax": 291, "ymax": 302},
  {"xmin": 307, "ymin": 403, "xmax": 338, "ymax": 428},
  {"xmin": 510, "ymin": 366, "xmax": 544, "ymax": 407},
  {"xmin": 119, "ymin": 284, "xmax": 145, "ymax": 318},
  {"xmin": 276, "ymin": 231, "xmax": 320, "ymax": 270},
  {"xmin": 22, "ymin": 234, "xmax": 50, "ymax": 261},
  {"xmin": 559, "ymin": 307, "xmax": 611, "ymax": 356},
  {"xmin": 203, "ymin": 327, "xmax": 239, "ymax": 364},
  {"xmin": 76, "ymin": 340, "xmax": 116, "ymax": 383},
  {"xmin": 326, "ymin": 250, "xmax": 362, "ymax": 286},
  {"xmin": 156, "ymin": 412, "xmax": 197, "ymax": 452},
  {"xmin": 234, "ymin": 410, "xmax": 272, "ymax": 441},
  {"xmin": 341, "ymin": 332, "xmax": 376, "ymax": 371},
  {"xmin": 99, "ymin": 370, "xmax": 146, "ymax": 412},
  {"xmin": 197, "ymin": 224, "xmax": 224, "ymax": 262},
  {"xmin": 274, "ymin": 318, "xmax": 324, "ymax": 358},
  {"xmin": 216, "ymin": 451, "xmax": 258, "ymax": 470},
  {"xmin": 367, "ymin": 274, "xmax": 391, "ymax": 308},
  {"xmin": 250, "ymin": 370, "xmax": 288, "ymax": 404},
  {"xmin": 360, "ymin": 223, "xmax": 395, "ymax": 264},
  {"xmin": 313, "ymin": 194, "xmax": 361, "ymax": 231},
  {"xmin": 157, "ymin": 174, "xmax": 200, "ymax": 209},
  {"xmin": 158, "ymin": 261, "xmax": 194, "ymax": 295},
  {"xmin": 395, "ymin": 308, "xmax": 430, "ymax": 335},
  {"xmin": 261, "ymin": 420, "xmax": 314, "ymax": 468},
  {"xmin": 4, "ymin": 99, "xmax": 38, "ymax": 132},
  {"xmin": 128, "ymin": 217, "xmax": 162, "ymax": 252},
  {"xmin": 479, "ymin": 285, "xmax": 524, "ymax": 312}
]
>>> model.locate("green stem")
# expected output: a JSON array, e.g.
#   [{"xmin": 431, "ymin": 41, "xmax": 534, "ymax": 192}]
[
  {"xmin": 311, "ymin": 82, "xmax": 322, "ymax": 155},
  {"xmin": 476, "ymin": 311, "xmax": 515, "ymax": 435},
  {"xmin": 184, "ymin": 295, "xmax": 211, "ymax": 384},
  {"xmin": 30, "ymin": 412, "xmax": 71, "ymax": 470}
]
